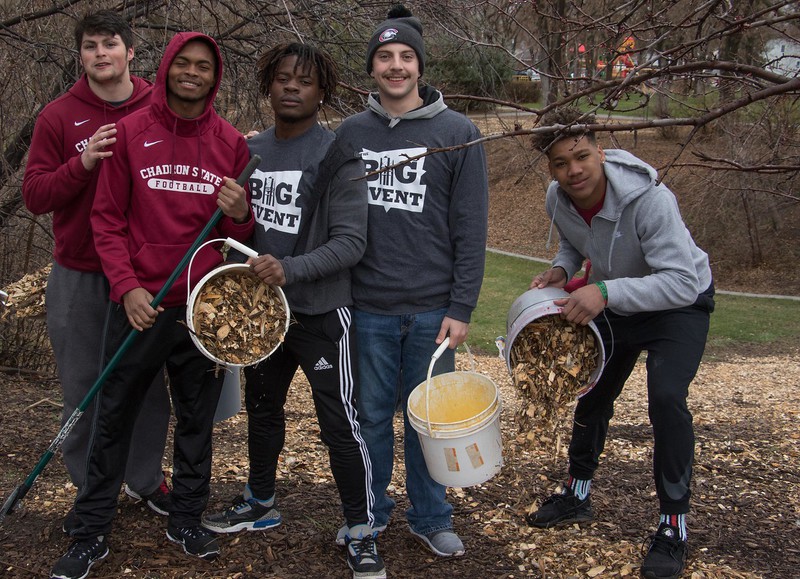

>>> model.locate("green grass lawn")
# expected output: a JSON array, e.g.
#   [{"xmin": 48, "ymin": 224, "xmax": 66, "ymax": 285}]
[{"xmin": 468, "ymin": 251, "xmax": 800, "ymax": 355}]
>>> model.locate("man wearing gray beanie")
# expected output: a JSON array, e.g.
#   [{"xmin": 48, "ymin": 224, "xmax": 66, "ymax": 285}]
[
  {"xmin": 365, "ymin": 6, "xmax": 426, "ymax": 75},
  {"xmin": 336, "ymin": 3, "xmax": 489, "ymax": 561}
]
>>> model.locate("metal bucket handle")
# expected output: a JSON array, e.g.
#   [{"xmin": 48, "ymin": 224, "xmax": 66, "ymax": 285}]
[
  {"xmin": 423, "ymin": 336, "xmax": 475, "ymax": 438},
  {"xmin": 185, "ymin": 237, "xmax": 259, "ymax": 304}
]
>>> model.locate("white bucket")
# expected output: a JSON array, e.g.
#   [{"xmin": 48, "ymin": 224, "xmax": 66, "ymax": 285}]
[
  {"xmin": 407, "ymin": 338, "xmax": 503, "ymax": 488},
  {"xmin": 186, "ymin": 262, "xmax": 290, "ymax": 367},
  {"xmin": 504, "ymin": 287, "xmax": 605, "ymax": 397},
  {"xmin": 184, "ymin": 241, "xmax": 289, "ymax": 421},
  {"xmin": 213, "ymin": 367, "xmax": 242, "ymax": 422}
]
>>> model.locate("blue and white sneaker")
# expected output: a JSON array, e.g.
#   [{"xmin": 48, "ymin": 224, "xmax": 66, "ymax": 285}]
[{"xmin": 201, "ymin": 494, "xmax": 282, "ymax": 533}]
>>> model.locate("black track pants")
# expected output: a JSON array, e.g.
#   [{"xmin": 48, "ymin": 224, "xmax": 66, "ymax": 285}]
[
  {"xmin": 74, "ymin": 305, "xmax": 223, "ymax": 537},
  {"xmin": 244, "ymin": 307, "xmax": 374, "ymax": 528},
  {"xmin": 568, "ymin": 284, "xmax": 714, "ymax": 514}
]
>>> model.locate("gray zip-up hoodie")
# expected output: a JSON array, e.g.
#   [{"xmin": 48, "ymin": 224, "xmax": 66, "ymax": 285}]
[{"xmin": 548, "ymin": 148, "xmax": 712, "ymax": 315}]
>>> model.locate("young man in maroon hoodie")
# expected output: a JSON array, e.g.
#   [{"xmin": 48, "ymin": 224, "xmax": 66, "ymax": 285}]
[
  {"xmin": 50, "ymin": 32, "xmax": 253, "ymax": 579},
  {"xmin": 22, "ymin": 10, "xmax": 172, "ymax": 534}
]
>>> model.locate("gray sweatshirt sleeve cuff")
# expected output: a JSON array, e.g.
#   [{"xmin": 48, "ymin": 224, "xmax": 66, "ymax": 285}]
[{"xmin": 446, "ymin": 302, "xmax": 473, "ymax": 324}]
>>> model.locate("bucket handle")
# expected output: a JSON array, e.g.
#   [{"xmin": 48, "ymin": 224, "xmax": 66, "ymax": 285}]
[
  {"xmin": 423, "ymin": 337, "xmax": 475, "ymax": 438},
  {"xmin": 185, "ymin": 237, "xmax": 259, "ymax": 304}
]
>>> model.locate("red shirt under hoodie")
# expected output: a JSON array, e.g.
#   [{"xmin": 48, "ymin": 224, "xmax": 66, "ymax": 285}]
[
  {"xmin": 91, "ymin": 32, "xmax": 253, "ymax": 307},
  {"xmin": 22, "ymin": 74, "xmax": 153, "ymax": 272}
]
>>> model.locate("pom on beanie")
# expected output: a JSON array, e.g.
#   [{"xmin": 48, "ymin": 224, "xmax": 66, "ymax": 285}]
[{"xmin": 366, "ymin": 4, "xmax": 426, "ymax": 75}]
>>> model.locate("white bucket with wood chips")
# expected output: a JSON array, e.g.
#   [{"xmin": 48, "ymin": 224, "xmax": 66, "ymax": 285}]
[
  {"xmin": 183, "ymin": 241, "xmax": 289, "ymax": 421},
  {"xmin": 186, "ymin": 262, "xmax": 290, "ymax": 367},
  {"xmin": 407, "ymin": 338, "xmax": 503, "ymax": 488},
  {"xmin": 504, "ymin": 287, "xmax": 605, "ymax": 397}
]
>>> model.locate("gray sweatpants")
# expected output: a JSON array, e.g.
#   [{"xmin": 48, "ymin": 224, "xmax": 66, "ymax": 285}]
[{"xmin": 45, "ymin": 262, "xmax": 171, "ymax": 495}]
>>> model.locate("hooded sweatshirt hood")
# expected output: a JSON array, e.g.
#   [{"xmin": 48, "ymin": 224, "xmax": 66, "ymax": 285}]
[
  {"xmin": 151, "ymin": 32, "xmax": 222, "ymax": 137},
  {"xmin": 599, "ymin": 148, "xmax": 657, "ymax": 216},
  {"xmin": 367, "ymin": 84, "xmax": 447, "ymax": 128}
]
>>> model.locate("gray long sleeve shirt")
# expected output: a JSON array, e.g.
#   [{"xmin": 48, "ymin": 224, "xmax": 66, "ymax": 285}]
[{"xmin": 246, "ymin": 123, "xmax": 367, "ymax": 315}]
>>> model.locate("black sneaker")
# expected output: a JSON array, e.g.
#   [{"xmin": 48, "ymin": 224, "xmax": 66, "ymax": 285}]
[
  {"xmin": 62, "ymin": 507, "xmax": 77, "ymax": 535},
  {"xmin": 50, "ymin": 536, "xmax": 109, "ymax": 579},
  {"xmin": 525, "ymin": 488, "xmax": 593, "ymax": 528},
  {"xmin": 124, "ymin": 473, "xmax": 172, "ymax": 516},
  {"xmin": 166, "ymin": 524, "xmax": 220, "ymax": 560},
  {"xmin": 346, "ymin": 532, "xmax": 386, "ymax": 579},
  {"xmin": 640, "ymin": 523, "xmax": 688, "ymax": 579},
  {"xmin": 201, "ymin": 495, "xmax": 282, "ymax": 533}
]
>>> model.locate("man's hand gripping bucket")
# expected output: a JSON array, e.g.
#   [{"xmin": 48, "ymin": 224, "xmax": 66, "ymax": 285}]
[{"xmin": 407, "ymin": 337, "xmax": 503, "ymax": 487}]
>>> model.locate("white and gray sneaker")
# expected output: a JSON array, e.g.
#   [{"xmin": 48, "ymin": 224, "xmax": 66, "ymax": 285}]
[
  {"xmin": 201, "ymin": 495, "xmax": 282, "ymax": 533},
  {"xmin": 335, "ymin": 522, "xmax": 387, "ymax": 546},
  {"xmin": 346, "ymin": 527, "xmax": 386, "ymax": 579},
  {"xmin": 409, "ymin": 527, "xmax": 465, "ymax": 557}
]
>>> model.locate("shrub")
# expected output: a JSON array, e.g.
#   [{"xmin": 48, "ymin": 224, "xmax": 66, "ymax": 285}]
[{"xmin": 504, "ymin": 80, "xmax": 542, "ymax": 105}]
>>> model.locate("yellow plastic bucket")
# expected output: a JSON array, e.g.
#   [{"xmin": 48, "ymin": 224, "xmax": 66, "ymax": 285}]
[{"xmin": 407, "ymin": 338, "xmax": 503, "ymax": 488}]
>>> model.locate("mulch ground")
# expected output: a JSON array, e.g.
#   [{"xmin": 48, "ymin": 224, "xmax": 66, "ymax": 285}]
[{"xmin": 1, "ymin": 339, "xmax": 798, "ymax": 578}]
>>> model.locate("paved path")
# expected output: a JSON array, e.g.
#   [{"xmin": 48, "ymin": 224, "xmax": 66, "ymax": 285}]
[{"xmin": 487, "ymin": 247, "xmax": 800, "ymax": 301}]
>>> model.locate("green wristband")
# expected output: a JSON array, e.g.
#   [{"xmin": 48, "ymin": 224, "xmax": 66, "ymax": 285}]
[{"xmin": 595, "ymin": 281, "xmax": 608, "ymax": 304}]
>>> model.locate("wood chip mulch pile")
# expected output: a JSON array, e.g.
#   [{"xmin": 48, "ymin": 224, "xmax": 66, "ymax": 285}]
[{"xmin": 0, "ymin": 264, "xmax": 51, "ymax": 321}]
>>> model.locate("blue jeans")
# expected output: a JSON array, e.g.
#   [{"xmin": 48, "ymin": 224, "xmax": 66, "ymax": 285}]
[{"xmin": 354, "ymin": 308, "xmax": 455, "ymax": 535}]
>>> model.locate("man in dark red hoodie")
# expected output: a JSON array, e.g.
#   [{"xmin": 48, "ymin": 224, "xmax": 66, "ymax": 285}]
[
  {"xmin": 22, "ymin": 10, "xmax": 172, "ymax": 534},
  {"xmin": 50, "ymin": 32, "xmax": 253, "ymax": 579}
]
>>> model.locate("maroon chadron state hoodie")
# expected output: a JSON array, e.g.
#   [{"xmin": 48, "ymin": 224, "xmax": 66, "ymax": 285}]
[
  {"xmin": 23, "ymin": 74, "xmax": 153, "ymax": 272},
  {"xmin": 91, "ymin": 32, "xmax": 253, "ymax": 308}
]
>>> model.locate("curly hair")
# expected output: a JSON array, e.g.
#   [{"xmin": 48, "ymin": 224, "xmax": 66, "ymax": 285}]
[
  {"xmin": 532, "ymin": 107, "xmax": 597, "ymax": 152},
  {"xmin": 255, "ymin": 43, "xmax": 338, "ymax": 105}
]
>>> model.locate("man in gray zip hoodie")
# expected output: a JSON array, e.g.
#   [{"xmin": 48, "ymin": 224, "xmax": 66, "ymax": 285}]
[{"xmin": 526, "ymin": 108, "xmax": 714, "ymax": 579}]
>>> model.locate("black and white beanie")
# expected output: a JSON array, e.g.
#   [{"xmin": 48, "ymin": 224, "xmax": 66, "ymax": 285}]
[{"xmin": 366, "ymin": 5, "xmax": 426, "ymax": 75}]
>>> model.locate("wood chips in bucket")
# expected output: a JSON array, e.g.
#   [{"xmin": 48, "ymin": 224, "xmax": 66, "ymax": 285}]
[
  {"xmin": 0, "ymin": 263, "xmax": 51, "ymax": 321},
  {"xmin": 510, "ymin": 315, "xmax": 598, "ymax": 452},
  {"xmin": 191, "ymin": 269, "xmax": 287, "ymax": 366}
]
